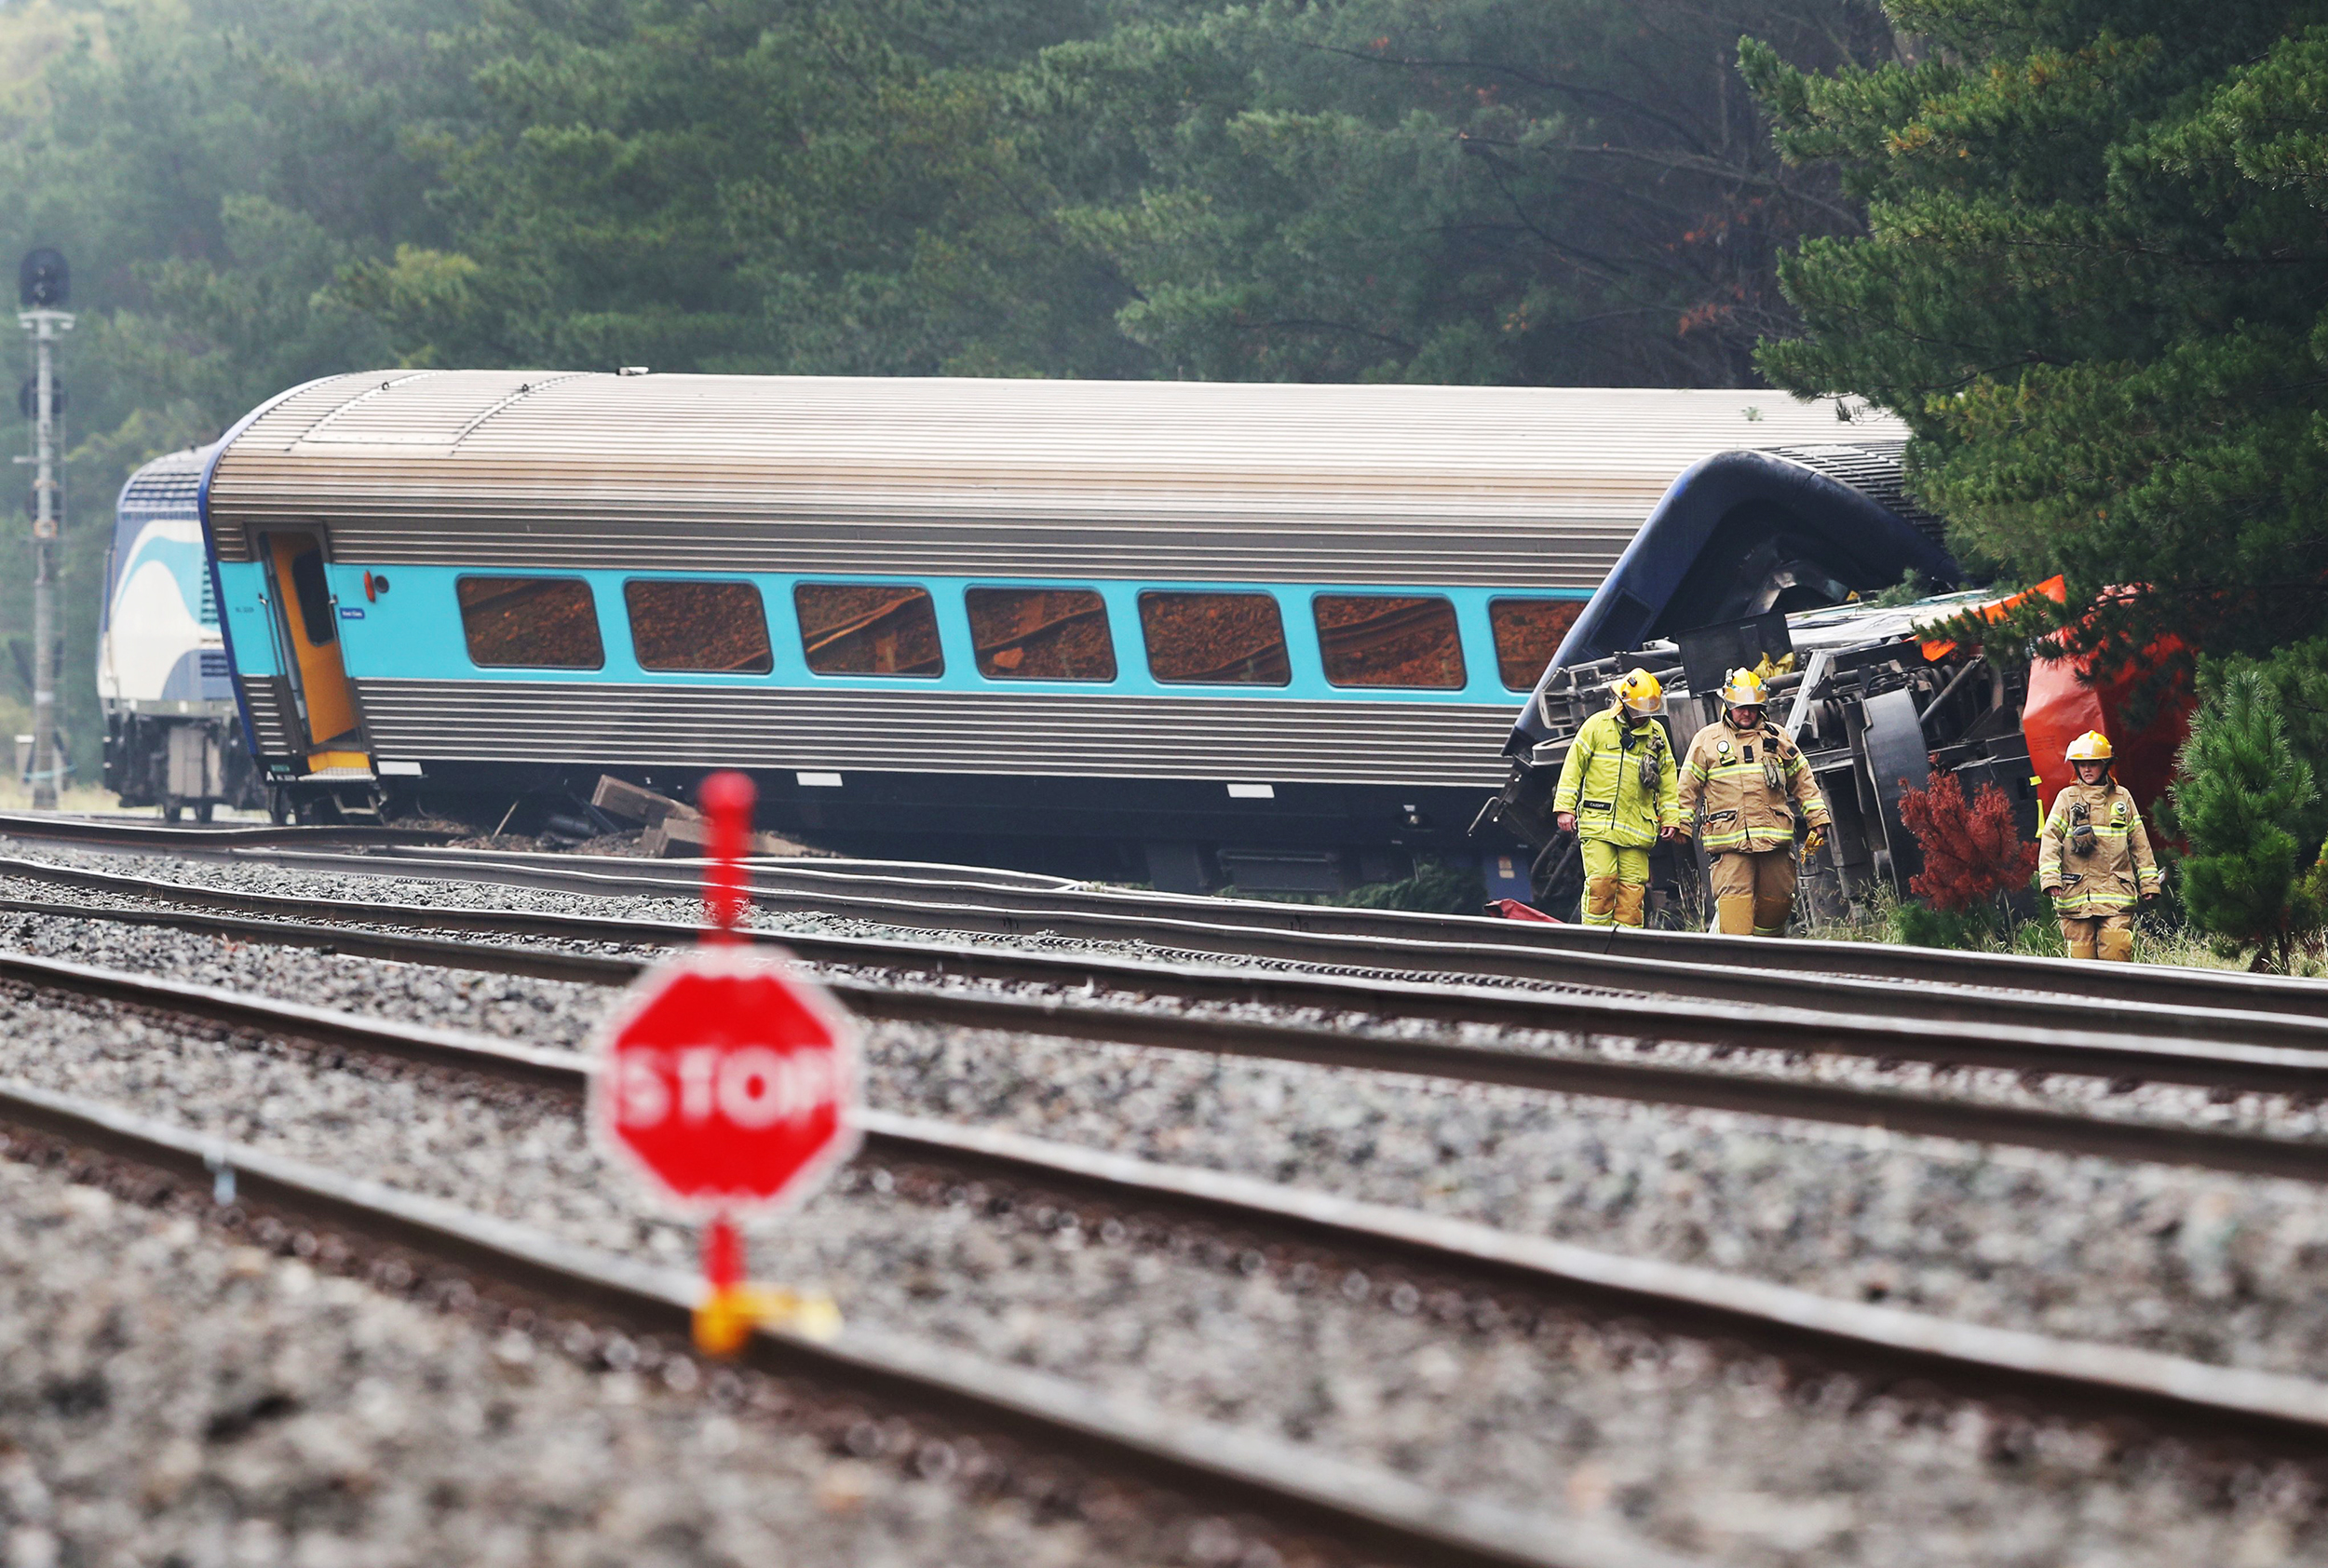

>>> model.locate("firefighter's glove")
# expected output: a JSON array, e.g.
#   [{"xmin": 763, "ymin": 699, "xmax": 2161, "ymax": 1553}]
[
  {"xmin": 1802, "ymin": 827, "xmax": 1826, "ymax": 857},
  {"xmin": 1658, "ymin": 825, "xmax": 1679, "ymax": 843},
  {"xmin": 1555, "ymin": 812, "xmax": 1577, "ymax": 835},
  {"xmin": 2068, "ymin": 804, "xmax": 2095, "ymax": 858},
  {"xmin": 1762, "ymin": 755, "xmax": 1785, "ymax": 792}
]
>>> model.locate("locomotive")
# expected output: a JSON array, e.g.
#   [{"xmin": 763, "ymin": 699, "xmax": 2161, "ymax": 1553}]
[
  {"xmin": 148, "ymin": 369, "xmax": 1952, "ymax": 890},
  {"xmin": 96, "ymin": 445, "xmax": 264, "ymax": 819}
]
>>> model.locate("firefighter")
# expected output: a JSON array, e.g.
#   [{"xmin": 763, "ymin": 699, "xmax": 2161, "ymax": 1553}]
[
  {"xmin": 2037, "ymin": 730, "xmax": 2159, "ymax": 961},
  {"xmin": 1551, "ymin": 668, "xmax": 1681, "ymax": 927},
  {"xmin": 1676, "ymin": 667, "xmax": 1832, "ymax": 937}
]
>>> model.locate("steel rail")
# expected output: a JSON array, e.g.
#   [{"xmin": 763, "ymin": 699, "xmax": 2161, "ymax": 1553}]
[
  {"xmin": 262, "ymin": 845, "xmax": 2328, "ymax": 1021},
  {"xmin": 8, "ymin": 850, "xmax": 2326, "ymax": 1057},
  {"xmin": 10, "ymin": 1003, "xmax": 2328, "ymax": 1463},
  {"xmin": 8, "ymin": 857, "xmax": 2328, "ymax": 1069},
  {"xmin": 0, "ymin": 811, "xmax": 450, "ymax": 850},
  {"xmin": 0, "ymin": 814, "xmax": 1067, "ymax": 889},
  {"xmin": 860, "ymin": 1111, "xmax": 2328, "ymax": 1453},
  {"xmin": 0, "ymin": 1078, "xmax": 1683, "ymax": 1568},
  {"xmin": 9, "ymin": 812, "xmax": 2322, "ymax": 1018},
  {"xmin": 345, "ymin": 841, "xmax": 2328, "ymax": 1018},
  {"xmin": 8, "ymin": 944, "xmax": 2328, "ymax": 1182}
]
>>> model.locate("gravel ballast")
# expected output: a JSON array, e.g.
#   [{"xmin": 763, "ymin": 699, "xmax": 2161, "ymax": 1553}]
[
  {"xmin": 0, "ymin": 1154, "xmax": 1117, "ymax": 1568},
  {"xmin": 0, "ymin": 980, "xmax": 2323, "ymax": 1563},
  {"xmin": 6, "ymin": 897, "xmax": 2328, "ymax": 1379},
  {"xmin": 7, "ymin": 844, "xmax": 2328, "ymax": 1562}
]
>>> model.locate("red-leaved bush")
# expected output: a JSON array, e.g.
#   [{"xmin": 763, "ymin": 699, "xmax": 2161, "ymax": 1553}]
[{"xmin": 1897, "ymin": 772, "xmax": 2038, "ymax": 913}]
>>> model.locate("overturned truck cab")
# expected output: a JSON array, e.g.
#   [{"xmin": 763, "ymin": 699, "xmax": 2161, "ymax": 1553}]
[
  {"xmin": 1470, "ymin": 439, "xmax": 2056, "ymax": 924},
  {"xmin": 1478, "ymin": 593, "xmax": 2043, "ymax": 924}
]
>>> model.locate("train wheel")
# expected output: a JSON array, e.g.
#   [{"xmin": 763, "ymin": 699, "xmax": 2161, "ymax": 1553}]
[
  {"xmin": 193, "ymin": 800, "xmax": 215, "ymax": 825},
  {"xmin": 162, "ymin": 798, "xmax": 183, "ymax": 824},
  {"xmin": 267, "ymin": 788, "xmax": 292, "ymax": 826}
]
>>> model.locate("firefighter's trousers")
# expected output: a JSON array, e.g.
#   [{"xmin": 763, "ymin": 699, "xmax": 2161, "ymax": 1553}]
[
  {"xmin": 1708, "ymin": 848, "xmax": 1794, "ymax": 937},
  {"xmin": 2060, "ymin": 912, "xmax": 2135, "ymax": 962},
  {"xmin": 1580, "ymin": 840, "xmax": 1650, "ymax": 927}
]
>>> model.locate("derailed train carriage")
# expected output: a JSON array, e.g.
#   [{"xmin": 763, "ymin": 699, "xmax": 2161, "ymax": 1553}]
[{"xmin": 163, "ymin": 370, "xmax": 1955, "ymax": 889}]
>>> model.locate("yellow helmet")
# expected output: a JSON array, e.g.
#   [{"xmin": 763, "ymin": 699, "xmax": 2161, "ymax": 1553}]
[
  {"xmin": 1611, "ymin": 668, "xmax": 1664, "ymax": 716},
  {"xmin": 1719, "ymin": 667, "xmax": 1768, "ymax": 707},
  {"xmin": 2066, "ymin": 730, "xmax": 2114, "ymax": 763}
]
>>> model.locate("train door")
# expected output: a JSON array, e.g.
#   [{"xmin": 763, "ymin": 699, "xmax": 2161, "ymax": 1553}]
[{"xmin": 263, "ymin": 531, "xmax": 369, "ymax": 772}]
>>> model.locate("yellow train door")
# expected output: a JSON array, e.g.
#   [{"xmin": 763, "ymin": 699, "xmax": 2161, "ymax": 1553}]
[{"xmin": 264, "ymin": 532, "xmax": 369, "ymax": 773}]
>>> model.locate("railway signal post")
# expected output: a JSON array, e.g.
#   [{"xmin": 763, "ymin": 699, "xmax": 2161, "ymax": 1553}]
[
  {"xmin": 589, "ymin": 770, "xmax": 859, "ymax": 1356},
  {"xmin": 16, "ymin": 249, "xmax": 73, "ymax": 810}
]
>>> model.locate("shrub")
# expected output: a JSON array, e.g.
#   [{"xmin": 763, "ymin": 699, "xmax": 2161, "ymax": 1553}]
[
  {"xmin": 1898, "ymin": 773, "xmax": 2039, "ymax": 915},
  {"xmin": 1891, "ymin": 899, "xmax": 1985, "ymax": 950},
  {"xmin": 2172, "ymin": 669, "xmax": 2324, "ymax": 973}
]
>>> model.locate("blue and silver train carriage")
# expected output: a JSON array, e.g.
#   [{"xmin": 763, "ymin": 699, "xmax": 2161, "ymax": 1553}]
[
  {"xmin": 189, "ymin": 370, "xmax": 1948, "ymax": 890},
  {"xmin": 98, "ymin": 445, "xmax": 264, "ymax": 819}
]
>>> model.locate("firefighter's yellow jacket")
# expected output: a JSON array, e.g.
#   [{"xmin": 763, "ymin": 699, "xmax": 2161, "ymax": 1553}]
[
  {"xmin": 1552, "ymin": 706, "xmax": 1680, "ymax": 849},
  {"xmin": 2037, "ymin": 779, "xmax": 2160, "ymax": 914},
  {"xmin": 1677, "ymin": 715, "xmax": 1830, "ymax": 852}
]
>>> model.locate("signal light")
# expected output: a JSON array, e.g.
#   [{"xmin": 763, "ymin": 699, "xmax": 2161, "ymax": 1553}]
[{"xmin": 18, "ymin": 249, "xmax": 68, "ymax": 310}]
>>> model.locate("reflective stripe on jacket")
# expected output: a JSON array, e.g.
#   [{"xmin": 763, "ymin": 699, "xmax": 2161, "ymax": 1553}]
[
  {"xmin": 2037, "ymin": 779, "xmax": 2159, "ymax": 913},
  {"xmin": 1552, "ymin": 706, "xmax": 1681, "ymax": 849},
  {"xmin": 1677, "ymin": 715, "xmax": 1830, "ymax": 853}
]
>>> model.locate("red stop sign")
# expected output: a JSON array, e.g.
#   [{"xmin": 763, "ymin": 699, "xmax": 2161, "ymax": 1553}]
[{"xmin": 589, "ymin": 947, "xmax": 861, "ymax": 1211}]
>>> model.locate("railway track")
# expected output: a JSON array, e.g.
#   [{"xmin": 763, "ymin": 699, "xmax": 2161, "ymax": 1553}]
[
  {"xmin": 0, "ymin": 1079, "xmax": 1650, "ymax": 1568},
  {"xmin": 4, "ymin": 811, "xmax": 2320, "ymax": 1017},
  {"xmin": 7, "ymin": 907, "xmax": 2328, "ymax": 1183},
  {"xmin": 6, "ymin": 955, "xmax": 2328, "ymax": 1472},
  {"xmin": 6, "ymin": 848, "xmax": 2326, "ymax": 1067}
]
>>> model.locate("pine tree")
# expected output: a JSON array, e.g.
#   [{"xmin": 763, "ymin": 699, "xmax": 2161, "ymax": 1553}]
[
  {"xmin": 2172, "ymin": 667, "xmax": 2323, "ymax": 974},
  {"xmin": 1739, "ymin": 4, "xmax": 2328, "ymax": 705}
]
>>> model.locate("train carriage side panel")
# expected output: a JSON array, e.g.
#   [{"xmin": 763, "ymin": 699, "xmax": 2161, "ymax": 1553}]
[{"xmin": 198, "ymin": 370, "xmax": 1919, "ymax": 874}]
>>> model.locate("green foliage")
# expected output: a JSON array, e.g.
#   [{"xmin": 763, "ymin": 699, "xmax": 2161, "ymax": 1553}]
[
  {"xmin": 1333, "ymin": 855, "xmax": 1488, "ymax": 915},
  {"xmin": 1889, "ymin": 898, "xmax": 1986, "ymax": 949},
  {"xmin": 342, "ymin": 0, "xmax": 1146, "ymax": 379},
  {"xmin": 1869, "ymin": 569, "xmax": 1935, "ymax": 607},
  {"xmin": 1224, "ymin": 855, "xmax": 1488, "ymax": 914},
  {"xmin": 1741, "ymin": 3, "xmax": 2328, "ymax": 696},
  {"xmin": 2170, "ymin": 666, "xmax": 2324, "ymax": 973},
  {"xmin": 1038, "ymin": 0, "xmax": 1896, "ymax": 385}
]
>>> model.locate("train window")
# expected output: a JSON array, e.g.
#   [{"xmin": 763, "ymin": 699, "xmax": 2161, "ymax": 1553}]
[
  {"xmin": 795, "ymin": 582, "xmax": 944, "ymax": 676},
  {"xmin": 1489, "ymin": 599, "xmax": 1582, "ymax": 690},
  {"xmin": 966, "ymin": 588, "xmax": 1116, "ymax": 682},
  {"xmin": 457, "ymin": 576, "xmax": 604, "ymax": 669},
  {"xmin": 625, "ymin": 579, "xmax": 774, "ymax": 674},
  {"xmin": 1314, "ymin": 595, "xmax": 1465, "ymax": 689},
  {"xmin": 1138, "ymin": 591, "xmax": 1291, "ymax": 685}
]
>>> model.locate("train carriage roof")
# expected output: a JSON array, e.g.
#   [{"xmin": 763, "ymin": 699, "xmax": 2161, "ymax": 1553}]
[{"xmin": 204, "ymin": 370, "xmax": 1924, "ymax": 590}]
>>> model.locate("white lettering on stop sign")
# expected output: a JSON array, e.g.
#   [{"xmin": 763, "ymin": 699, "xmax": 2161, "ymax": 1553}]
[{"xmin": 613, "ymin": 1047, "xmax": 834, "ymax": 1130}]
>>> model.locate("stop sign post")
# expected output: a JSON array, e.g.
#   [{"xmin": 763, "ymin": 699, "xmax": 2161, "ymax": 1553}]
[{"xmin": 589, "ymin": 772, "xmax": 859, "ymax": 1354}]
